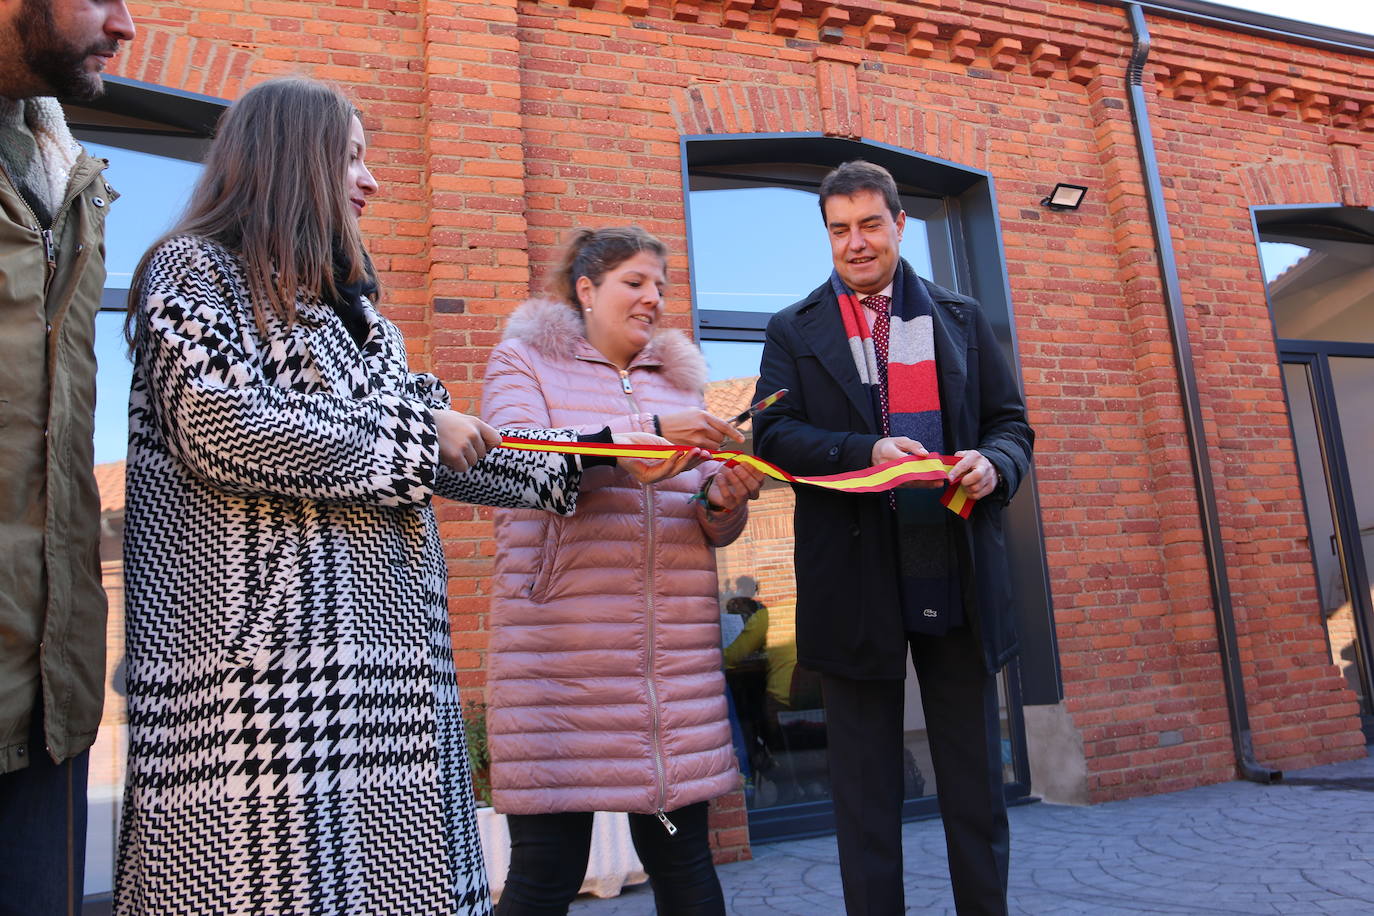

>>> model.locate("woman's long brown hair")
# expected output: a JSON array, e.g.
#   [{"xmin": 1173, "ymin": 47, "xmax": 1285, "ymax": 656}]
[{"xmin": 126, "ymin": 76, "xmax": 373, "ymax": 340}]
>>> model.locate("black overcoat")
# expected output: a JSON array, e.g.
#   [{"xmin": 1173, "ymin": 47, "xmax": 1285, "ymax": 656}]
[{"xmin": 753, "ymin": 274, "xmax": 1034, "ymax": 679}]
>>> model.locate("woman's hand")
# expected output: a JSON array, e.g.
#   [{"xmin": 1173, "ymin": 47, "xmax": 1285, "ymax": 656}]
[
  {"xmin": 704, "ymin": 461, "xmax": 766, "ymax": 513},
  {"xmin": 435, "ymin": 410, "xmax": 502, "ymax": 472},
  {"xmin": 611, "ymin": 431, "xmax": 707, "ymax": 484},
  {"xmin": 657, "ymin": 409, "xmax": 745, "ymax": 450}
]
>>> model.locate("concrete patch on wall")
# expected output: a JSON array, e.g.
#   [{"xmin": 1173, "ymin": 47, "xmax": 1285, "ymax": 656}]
[{"xmin": 1025, "ymin": 702, "xmax": 1090, "ymax": 806}]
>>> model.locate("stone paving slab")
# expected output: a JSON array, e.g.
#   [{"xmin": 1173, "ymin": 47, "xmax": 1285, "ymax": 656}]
[{"xmin": 568, "ymin": 748, "xmax": 1374, "ymax": 914}]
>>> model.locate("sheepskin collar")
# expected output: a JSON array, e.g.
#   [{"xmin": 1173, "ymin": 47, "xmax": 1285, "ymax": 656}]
[
  {"xmin": 0, "ymin": 96, "xmax": 80, "ymax": 224},
  {"xmin": 502, "ymin": 298, "xmax": 709, "ymax": 394}
]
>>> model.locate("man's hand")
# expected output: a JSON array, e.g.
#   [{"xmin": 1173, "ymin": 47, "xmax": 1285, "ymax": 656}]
[
  {"xmin": 871, "ymin": 436, "xmax": 945, "ymax": 489},
  {"xmin": 704, "ymin": 461, "xmax": 766, "ymax": 513},
  {"xmin": 612, "ymin": 431, "xmax": 707, "ymax": 484},
  {"xmin": 436, "ymin": 411, "xmax": 502, "ymax": 472},
  {"xmin": 948, "ymin": 449, "xmax": 999, "ymax": 500},
  {"xmin": 657, "ymin": 409, "xmax": 745, "ymax": 450}
]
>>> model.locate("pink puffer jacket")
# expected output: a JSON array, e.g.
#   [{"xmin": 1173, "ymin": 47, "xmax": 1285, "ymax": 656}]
[{"xmin": 480, "ymin": 299, "xmax": 744, "ymax": 818}]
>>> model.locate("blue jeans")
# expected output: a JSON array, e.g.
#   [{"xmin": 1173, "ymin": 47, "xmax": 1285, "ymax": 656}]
[
  {"xmin": 0, "ymin": 703, "xmax": 89, "ymax": 916},
  {"xmin": 495, "ymin": 802, "xmax": 724, "ymax": 915}
]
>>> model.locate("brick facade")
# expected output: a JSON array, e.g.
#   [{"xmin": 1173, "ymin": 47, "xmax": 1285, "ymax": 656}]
[{"xmin": 114, "ymin": 0, "xmax": 1372, "ymax": 855}]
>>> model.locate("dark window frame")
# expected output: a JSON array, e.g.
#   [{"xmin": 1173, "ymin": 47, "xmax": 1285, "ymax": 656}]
[
  {"xmin": 686, "ymin": 163, "xmax": 958, "ymax": 340},
  {"xmin": 66, "ymin": 77, "xmax": 225, "ymax": 313},
  {"xmin": 1254, "ymin": 203, "xmax": 1374, "ymax": 738},
  {"xmin": 681, "ymin": 134, "xmax": 1058, "ymax": 839},
  {"xmin": 64, "ymin": 80, "xmax": 224, "ymax": 910}
]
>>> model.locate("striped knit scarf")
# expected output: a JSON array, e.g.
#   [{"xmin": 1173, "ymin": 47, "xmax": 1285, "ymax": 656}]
[{"xmin": 833, "ymin": 259, "xmax": 961, "ymax": 635}]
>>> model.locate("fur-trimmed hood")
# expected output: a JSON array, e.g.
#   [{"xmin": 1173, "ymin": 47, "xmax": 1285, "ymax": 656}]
[{"xmin": 502, "ymin": 298, "xmax": 709, "ymax": 394}]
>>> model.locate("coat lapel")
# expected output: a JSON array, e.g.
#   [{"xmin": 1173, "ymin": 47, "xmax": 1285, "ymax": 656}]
[
  {"xmin": 300, "ymin": 297, "xmax": 391, "ymax": 399},
  {"xmin": 353, "ymin": 299, "xmax": 394, "ymax": 395},
  {"xmin": 794, "ymin": 287, "xmax": 879, "ymax": 433},
  {"xmin": 294, "ymin": 298, "xmax": 359, "ymax": 398}
]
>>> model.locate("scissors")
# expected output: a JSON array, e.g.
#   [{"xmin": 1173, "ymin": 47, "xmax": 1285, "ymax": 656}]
[{"xmin": 727, "ymin": 388, "xmax": 788, "ymax": 426}]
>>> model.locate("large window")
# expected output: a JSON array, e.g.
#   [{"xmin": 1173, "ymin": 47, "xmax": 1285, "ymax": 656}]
[
  {"xmin": 1261, "ymin": 207, "xmax": 1374, "ymax": 737},
  {"xmin": 1263, "ymin": 219, "xmax": 1374, "ymax": 344},
  {"xmin": 684, "ymin": 136, "xmax": 1050, "ymax": 840},
  {"xmin": 689, "ymin": 162, "xmax": 955, "ymax": 384},
  {"xmin": 63, "ymin": 79, "xmax": 221, "ymax": 907}
]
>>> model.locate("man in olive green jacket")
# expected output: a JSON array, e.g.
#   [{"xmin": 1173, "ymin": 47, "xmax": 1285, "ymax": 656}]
[{"xmin": 0, "ymin": 0, "xmax": 135, "ymax": 912}]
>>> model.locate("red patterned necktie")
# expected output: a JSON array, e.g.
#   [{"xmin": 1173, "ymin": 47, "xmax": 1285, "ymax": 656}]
[{"xmin": 862, "ymin": 294, "xmax": 892, "ymax": 435}]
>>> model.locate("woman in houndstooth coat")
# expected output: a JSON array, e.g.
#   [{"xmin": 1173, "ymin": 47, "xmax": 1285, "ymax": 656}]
[{"xmin": 114, "ymin": 78, "xmax": 695, "ymax": 916}]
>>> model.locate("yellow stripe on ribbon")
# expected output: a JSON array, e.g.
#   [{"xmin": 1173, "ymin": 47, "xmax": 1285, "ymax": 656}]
[{"xmin": 499, "ymin": 436, "xmax": 975, "ymax": 517}]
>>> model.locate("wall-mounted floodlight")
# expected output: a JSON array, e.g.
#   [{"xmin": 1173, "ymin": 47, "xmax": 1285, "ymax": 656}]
[{"xmin": 1040, "ymin": 183, "xmax": 1088, "ymax": 210}]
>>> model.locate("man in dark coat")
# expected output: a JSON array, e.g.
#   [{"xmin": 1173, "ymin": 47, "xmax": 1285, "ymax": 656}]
[{"xmin": 753, "ymin": 160, "xmax": 1034, "ymax": 915}]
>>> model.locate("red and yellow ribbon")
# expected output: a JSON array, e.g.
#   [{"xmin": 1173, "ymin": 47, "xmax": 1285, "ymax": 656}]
[{"xmin": 499, "ymin": 436, "xmax": 975, "ymax": 518}]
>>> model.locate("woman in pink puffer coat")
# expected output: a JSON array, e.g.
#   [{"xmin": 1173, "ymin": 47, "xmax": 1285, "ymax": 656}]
[{"xmin": 481, "ymin": 227, "xmax": 765, "ymax": 914}]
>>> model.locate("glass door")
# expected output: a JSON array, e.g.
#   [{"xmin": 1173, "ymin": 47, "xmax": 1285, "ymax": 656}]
[
  {"xmin": 1281, "ymin": 356, "xmax": 1374, "ymax": 730},
  {"xmin": 1329, "ymin": 358, "xmax": 1374, "ymax": 688},
  {"xmin": 63, "ymin": 104, "xmax": 210, "ymax": 905},
  {"xmin": 688, "ymin": 166, "xmax": 1028, "ymax": 840},
  {"xmin": 1261, "ymin": 215, "xmax": 1374, "ymax": 736}
]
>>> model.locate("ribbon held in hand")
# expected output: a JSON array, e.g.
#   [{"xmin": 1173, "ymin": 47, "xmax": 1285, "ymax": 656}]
[{"xmin": 498, "ymin": 436, "xmax": 976, "ymax": 518}]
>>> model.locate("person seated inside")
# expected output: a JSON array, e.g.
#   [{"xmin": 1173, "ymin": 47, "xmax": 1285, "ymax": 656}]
[{"xmin": 723, "ymin": 598, "xmax": 827, "ymax": 803}]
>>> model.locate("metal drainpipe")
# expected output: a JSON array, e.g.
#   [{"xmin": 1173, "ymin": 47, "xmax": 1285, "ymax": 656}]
[{"xmin": 1123, "ymin": 1, "xmax": 1281, "ymax": 784}]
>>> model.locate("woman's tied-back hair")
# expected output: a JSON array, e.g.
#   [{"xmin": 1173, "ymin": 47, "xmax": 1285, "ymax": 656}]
[
  {"xmin": 126, "ymin": 76, "xmax": 373, "ymax": 339},
  {"xmin": 817, "ymin": 160, "xmax": 902, "ymax": 223},
  {"xmin": 548, "ymin": 225, "xmax": 668, "ymax": 312}
]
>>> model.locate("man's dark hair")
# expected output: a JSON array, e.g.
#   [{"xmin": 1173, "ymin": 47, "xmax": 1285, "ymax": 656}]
[{"xmin": 818, "ymin": 160, "xmax": 902, "ymax": 222}]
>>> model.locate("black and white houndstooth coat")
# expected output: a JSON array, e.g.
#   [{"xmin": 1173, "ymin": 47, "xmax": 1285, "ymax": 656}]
[{"xmin": 116, "ymin": 236, "xmax": 583, "ymax": 915}]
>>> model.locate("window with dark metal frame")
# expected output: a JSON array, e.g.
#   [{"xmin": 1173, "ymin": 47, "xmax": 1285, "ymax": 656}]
[
  {"xmin": 61, "ymin": 77, "xmax": 224, "ymax": 908},
  {"xmin": 681, "ymin": 135, "xmax": 1053, "ymax": 841}
]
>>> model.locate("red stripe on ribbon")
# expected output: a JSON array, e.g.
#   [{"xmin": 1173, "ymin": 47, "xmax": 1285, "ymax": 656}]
[{"xmin": 498, "ymin": 436, "xmax": 977, "ymax": 515}]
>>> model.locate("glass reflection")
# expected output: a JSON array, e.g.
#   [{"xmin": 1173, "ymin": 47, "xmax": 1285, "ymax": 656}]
[
  {"xmin": 1260, "ymin": 236, "xmax": 1374, "ymax": 344},
  {"xmin": 702, "ymin": 340, "xmax": 822, "ymax": 809},
  {"xmin": 703, "ymin": 339, "xmax": 766, "ymax": 384},
  {"xmin": 94, "ymin": 312, "xmax": 135, "ymax": 465},
  {"xmin": 689, "ymin": 185, "xmax": 941, "ymax": 315},
  {"xmin": 82, "ymin": 139, "xmax": 201, "ymax": 291},
  {"xmin": 702, "ymin": 340, "xmax": 1013, "ymax": 813},
  {"xmin": 81, "ymin": 138, "xmax": 203, "ymax": 900},
  {"xmin": 1331, "ymin": 357, "xmax": 1374, "ymax": 714},
  {"xmin": 1282, "ymin": 362, "xmax": 1367, "ymax": 714}
]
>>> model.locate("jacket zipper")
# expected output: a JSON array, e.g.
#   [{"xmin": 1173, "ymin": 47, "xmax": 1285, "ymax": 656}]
[
  {"xmin": 618, "ymin": 369, "xmax": 641, "ymax": 412},
  {"xmin": 1, "ymin": 154, "xmax": 105, "ymax": 754},
  {"xmin": 0, "ymin": 159, "xmax": 104, "ymax": 298},
  {"xmin": 644, "ymin": 486, "xmax": 675, "ymax": 834},
  {"xmin": 0, "ymin": 163, "xmax": 55, "ymax": 295},
  {"xmin": 619, "ymin": 367, "xmax": 676, "ymax": 834},
  {"xmin": 41, "ymin": 229, "xmax": 56, "ymax": 292}
]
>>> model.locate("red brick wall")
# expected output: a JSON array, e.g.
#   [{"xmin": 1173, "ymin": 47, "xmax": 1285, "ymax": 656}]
[
  {"xmin": 1133, "ymin": 18, "xmax": 1373, "ymax": 791},
  {"xmin": 116, "ymin": 0, "xmax": 1371, "ymax": 833}
]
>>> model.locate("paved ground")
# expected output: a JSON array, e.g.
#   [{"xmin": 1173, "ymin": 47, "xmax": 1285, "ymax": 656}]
[{"xmin": 569, "ymin": 749, "xmax": 1374, "ymax": 914}]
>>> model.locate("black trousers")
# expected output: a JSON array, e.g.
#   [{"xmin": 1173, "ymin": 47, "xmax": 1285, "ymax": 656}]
[
  {"xmin": 0, "ymin": 703, "xmax": 89, "ymax": 916},
  {"xmin": 821, "ymin": 624, "xmax": 1009, "ymax": 916},
  {"xmin": 495, "ymin": 801, "xmax": 725, "ymax": 916}
]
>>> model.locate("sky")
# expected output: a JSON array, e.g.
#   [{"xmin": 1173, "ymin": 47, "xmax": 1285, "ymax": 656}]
[
  {"xmin": 1214, "ymin": 0, "xmax": 1372, "ymax": 35},
  {"xmin": 84, "ymin": 140, "xmax": 201, "ymax": 464}
]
